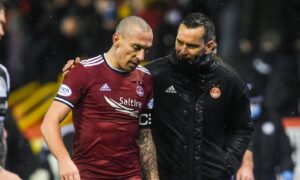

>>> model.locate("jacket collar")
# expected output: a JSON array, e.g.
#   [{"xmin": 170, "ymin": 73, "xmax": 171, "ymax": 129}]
[{"xmin": 168, "ymin": 49, "xmax": 214, "ymax": 75}]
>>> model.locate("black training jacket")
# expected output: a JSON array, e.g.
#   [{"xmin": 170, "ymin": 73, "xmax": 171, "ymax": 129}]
[{"xmin": 145, "ymin": 51, "xmax": 253, "ymax": 180}]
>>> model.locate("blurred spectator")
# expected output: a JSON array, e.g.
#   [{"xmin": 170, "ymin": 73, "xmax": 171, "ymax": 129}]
[
  {"xmin": 27, "ymin": 14, "xmax": 81, "ymax": 83},
  {"xmin": 81, "ymin": 0, "xmax": 116, "ymax": 57},
  {"xmin": 153, "ymin": 6, "xmax": 182, "ymax": 57},
  {"xmin": 231, "ymin": 29, "xmax": 300, "ymax": 118},
  {"xmin": 5, "ymin": 110, "xmax": 38, "ymax": 179},
  {"xmin": 253, "ymin": 30, "xmax": 300, "ymax": 117},
  {"xmin": 247, "ymin": 85, "xmax": 294, "ymax": 180},
  {"xmin": 5, "ymin": 7, "xmax": 27, "ymax": 89},
  {"xmin": 136, "ymin": 1, "xmax": 166, "ymax": 33},
  {"xmin": 94, "ymin": 0, "xmax": 117, "ymax": 30}
]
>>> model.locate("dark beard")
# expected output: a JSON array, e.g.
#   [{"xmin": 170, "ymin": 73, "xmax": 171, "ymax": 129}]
[{"xmin": 177, "ymin": 54, "xmax": 208, "ymax": 65}]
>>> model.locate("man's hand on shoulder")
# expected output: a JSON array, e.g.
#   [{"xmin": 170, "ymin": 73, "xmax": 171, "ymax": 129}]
[{"xmin": 62, "ymin": 57, "xmax": 81, "ymax": 76}]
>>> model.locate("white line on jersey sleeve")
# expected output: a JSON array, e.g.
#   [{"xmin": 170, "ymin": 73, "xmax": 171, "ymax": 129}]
[
  {"xmin": 136, "ymin": 65, "xmax": 151, "ymax": 75},
  {"xmin": 80, "ymin": 54, "xmax": 102, "ymax": 63},
  {"xmin": 54, "ymin": 97, "xmax": 74, "ymax": 108},
  {"xmin": 82, "ymin": 60, "xmax": 104, "ymax": 67}
]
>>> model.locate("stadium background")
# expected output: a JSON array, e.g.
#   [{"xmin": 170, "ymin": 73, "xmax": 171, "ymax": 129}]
[{"xmin": 0, "ymin": 0, "xmax": 299, "ymax": 179}]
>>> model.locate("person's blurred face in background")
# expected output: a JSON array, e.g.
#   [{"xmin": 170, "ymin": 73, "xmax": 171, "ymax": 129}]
[
  {"xmin": 60, "ymin": 15, "xmax": 79, "ymax": 38},
  {"xmin": 75, "ymin": 0, "xmax": 93, "ymax": 8}
]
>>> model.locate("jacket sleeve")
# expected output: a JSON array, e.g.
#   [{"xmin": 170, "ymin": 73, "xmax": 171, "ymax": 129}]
[
  {"xmin": 277, "ymin": 118, "xmax": 294, "ymax": 172},
  {"xmin": 223, "ymin": 80, "xmax": 254, "ymax": 175}
]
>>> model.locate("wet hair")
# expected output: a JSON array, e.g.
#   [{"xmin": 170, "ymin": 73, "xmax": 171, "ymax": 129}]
[
  {"xmin": 181, "ymin": 12, "xmax": 215, "ymax": 43},
  {"xmin": 116, "ymin": 16, "xmax": 152, "ymax": 36}
]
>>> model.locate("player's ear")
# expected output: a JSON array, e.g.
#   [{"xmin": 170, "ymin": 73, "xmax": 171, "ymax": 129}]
[
  {"xmin": 205, "ymin": 40, "xmax": 215, "ymax": 54},
  {"xmin": 113, "ymin": 33, "xmax": 121, "ymax": 47}
]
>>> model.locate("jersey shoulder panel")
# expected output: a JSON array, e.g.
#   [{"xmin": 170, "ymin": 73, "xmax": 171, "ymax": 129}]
[
  {"xmin": 80, "ymin": 54, "xmax": 104, "ymax": 67},
  {"xmin": 79, "ymin": 54, "xmax": 105, "ymax": 78},
  {"xmin": 136, "ymin": 65, "xmax": 151, "ymax": 75},
  {"xmin": 55, "ymin": 63, "xmax": 90, "ymax": 108}
]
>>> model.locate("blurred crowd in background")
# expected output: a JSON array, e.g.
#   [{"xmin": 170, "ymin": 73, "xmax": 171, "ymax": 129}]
[{"xmin": 0, "ymin": 0, "xmax": 300, "ymax": 179}]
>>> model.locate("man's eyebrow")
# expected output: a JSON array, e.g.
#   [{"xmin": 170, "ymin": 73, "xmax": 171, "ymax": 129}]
[
  {"xmin": 132, "ymin": 43, "xmax": 150, "ymax": 50},
  {"xmin": 176, "ymin": 39, "xmax": 199, "ymax": 47}
]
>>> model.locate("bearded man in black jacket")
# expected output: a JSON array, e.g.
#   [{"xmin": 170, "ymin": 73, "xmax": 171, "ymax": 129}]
[{"xmin": 144, "ymin": 12, "xmax": 253, "ymax": 180}]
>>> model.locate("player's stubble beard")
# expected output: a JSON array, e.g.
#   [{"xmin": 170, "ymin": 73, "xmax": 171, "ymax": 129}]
[{"xmin": 127, "ymin": 58, "xmax": 140, "ymax": 72}]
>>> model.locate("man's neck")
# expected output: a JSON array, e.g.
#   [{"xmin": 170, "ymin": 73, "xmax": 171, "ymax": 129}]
[{"xmin": 105, "ymin": 49, "xmax": 119, "ymax": 69}]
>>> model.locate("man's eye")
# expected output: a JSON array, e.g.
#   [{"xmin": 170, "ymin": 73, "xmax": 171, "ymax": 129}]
[
  {"xmin": 177, "ymin": 40, "xmax": 183, "ymax": 45},
  {"xmin": 187, "ymin": 45, "xmax": 198, "ymax": 49},
  {"xmin": 132, "ymin": 45, "xmax": 141, "ymax": 51}
]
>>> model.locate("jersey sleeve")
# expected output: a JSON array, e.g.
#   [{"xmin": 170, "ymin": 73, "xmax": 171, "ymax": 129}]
[
  {"xmin": 54, "ymin": 64, "xmax": 88, "ymax": 108},
  {"xmin": 139, "ymin": 73, "xmax": 154, "ymax": 128},
  {"xmin": 0, "ymin": 64, "xmax": 10, "ymax": 122}
]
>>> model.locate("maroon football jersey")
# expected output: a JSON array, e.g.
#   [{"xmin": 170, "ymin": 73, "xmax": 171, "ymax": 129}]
[{"xmin": 55, "ymin": 54, "xmax": 153, "ymax": 179}]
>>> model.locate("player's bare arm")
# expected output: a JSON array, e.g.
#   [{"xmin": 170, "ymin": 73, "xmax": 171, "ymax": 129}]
[
  {"xmin": 41, "ymin": 101, "xmax": 80, "ymax": 180},
  {"xmin": 138, "ymin": 128, "xmax": 159, "ymax": 180}
]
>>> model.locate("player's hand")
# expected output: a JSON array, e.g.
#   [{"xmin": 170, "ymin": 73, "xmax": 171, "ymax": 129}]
[
  {"xmin": 0, "ymin": 168, "xmax": 22, "ymax": 180},
  {"xmin": 235, "ymin": 164, "xmax": 254, "ymax": 180},
  {"xmin": 58, "ymin": 158, "xmax": 80, "ymax": 180},
  {"xmin": 62, "ymin": 57, "xmax": 81, "ymax": 76}
]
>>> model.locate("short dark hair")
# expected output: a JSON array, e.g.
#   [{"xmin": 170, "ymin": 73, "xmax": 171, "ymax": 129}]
[{"xmin": 181, "ymin": 12, "xmax": 215, "ymax": 43}]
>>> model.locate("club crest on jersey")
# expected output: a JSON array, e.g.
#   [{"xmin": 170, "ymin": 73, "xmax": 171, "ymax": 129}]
[
  {"xmin": 210, "ymin": 86, "xmax": 221, "ymax": 99},
  {"xmin": 58, "ymin": 84, "xmax": 72, "ymax": 97},
  {"xmin": 147, "ymin": 98, "xmax": 154, "ymax": 109},
  {"xmin": 136, "ymin": 85, "xmax": 144, "ymax": 97}
]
